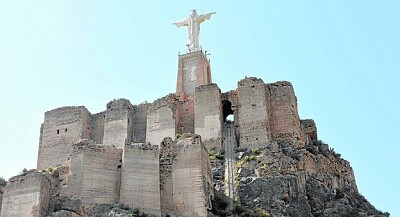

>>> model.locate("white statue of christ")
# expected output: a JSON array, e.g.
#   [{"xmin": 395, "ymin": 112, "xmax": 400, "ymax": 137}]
[{"xmin": 174, "ymin": 10, "xmax": 216, "ymax": 52}]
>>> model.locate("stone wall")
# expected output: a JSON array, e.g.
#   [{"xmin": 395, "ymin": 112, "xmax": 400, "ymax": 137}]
[
  {"xmin": 176, "ymin": 96, "xmax": 195, "ymax": 135},
  {"xmin": 0, "ymin": 172, "xmax": 50, "ymax": 217},
  {"xmin": 90, "ymin": 111, "xmax": 105, "ymax": 144},
  {"xmin": 146, "ymin": 95, "xmax": 176, "ymax": 146},
  {"xmin": 62, "ymin": 142, "xmax": 122, "ymax": 205},
  {"xmin": 103, "ymin": 99, "xmax": 134, "ymax": 150},
  {"xmin": 172, "ymin": 134, "xmax": 213, "ymax": 217},
  {"xmin": 159, "ymin": 137, "xmax": 177, "ymax": 216},
  {"xmin": 120, "ymin": 143, "xmax": 161, "ymax": 216},
  {"xmin": 37, "ymin": 106, "xmax": 91, "ymax": 170},
  {"xmin": 195, "ymin": 84, "xmax": 222, "ymax": 150},
  {"xmin": 237, "ymin": 77, "xmax": 270, "ymax": 147},
  {"xmin": 267, "ymin": 81, "xmax": 301, "ymax": 141},
  {"xmin": 301, "ymin": 119, "xmax": 318, "ymax": 144},
  {"xmin": 132, "ymin": 103, "xmax": 150, "ymax": 143}
]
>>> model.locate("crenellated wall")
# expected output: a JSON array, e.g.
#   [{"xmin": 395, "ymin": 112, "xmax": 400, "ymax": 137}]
[
  {"xmin": 195, "ymin": 84, "xmax": 222, "ymax": 150},
  {"xmin": 103, "ymin": 99, "xmax": 134, "ymax": 150},
  {"xmin": 0, "ymin": 171, "xmax": 50, "ymax": 217},
  {"xmin": 120, "ymin": 143, "xmax": 161, "ymax": 216},
  {"xmin": 237, "ymin": 77, "xmax": 271, "ymax": 147},
  {"xmin": 37, "ymin": 106, "xmax": 91, "ymax": 170}
]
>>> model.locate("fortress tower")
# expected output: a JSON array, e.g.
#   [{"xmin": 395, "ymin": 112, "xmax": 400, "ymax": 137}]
[{"xmin": 176, "ymin": 50, "xmax": 212, "ymax": 97}]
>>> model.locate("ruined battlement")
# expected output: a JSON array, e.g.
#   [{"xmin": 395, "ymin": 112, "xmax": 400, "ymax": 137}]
[
  {"xmin": 36, "ymin": 77, "xmax": 311, "ymax": 170},
  {"xmin": 148, "ymin": 93, "xmax": 178, "ymax": 110},
  {"xmin": 0, "ymin": 171, "xmax": 50, "ymax": 217},
  {"xmin": 238, "ymin": 76, "xmax": 265, "ymax": 86},
  {"xmin": 106, "ymin": 98, "xmax": 133, "ymax": 110},
  {"xmin": 15, "ymin": 71, "xmax": 324, "ymax": 217}
]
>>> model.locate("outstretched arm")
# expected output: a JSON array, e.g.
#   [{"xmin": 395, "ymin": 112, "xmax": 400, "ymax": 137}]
[
  {"xmin": 173, "ymin": 18, "xmax": 188, "ymax": 27},
  {"xmin": 196, "ymin": 12, "xmax": 216, "ymax": 23}
]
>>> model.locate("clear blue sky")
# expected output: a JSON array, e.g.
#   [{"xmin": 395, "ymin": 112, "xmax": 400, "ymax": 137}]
[{"xmin": 0, "ymin": 1, "xmax": 398, "ymax": 216}]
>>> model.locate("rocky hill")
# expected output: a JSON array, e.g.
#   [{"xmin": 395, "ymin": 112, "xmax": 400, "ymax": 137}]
[{"xmin": 211, "ymin": 136, "xmax": 389, "ymax": 217}]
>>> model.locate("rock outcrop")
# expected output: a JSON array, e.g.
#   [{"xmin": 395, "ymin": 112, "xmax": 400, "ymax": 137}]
[{"xmin": 211, "ymin": 139, "xmax": 389, "ymax": 217}]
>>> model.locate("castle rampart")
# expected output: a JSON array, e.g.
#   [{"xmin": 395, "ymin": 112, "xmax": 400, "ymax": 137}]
[
  {"xmin": 159, "ymin": 137, "xmax": 176, "ymax": 216},
  {"xmin": 37, "ymin": 106, "xmax": 91, "ymax": 170},
  {"xmin": 103, "ymin": 99, "xmax": 134, "ymax": 150},
  {"xmin": 62, "ymin": 142, "xmax": 122, "ymax": 204},
  {"xmin": 172, "ymin": 134, "xmax": 213, "ymax": 217},
  {"xmin": 132, "ymin": 103, "xmax": 150, "ymax": 143},
  {"xmin": 120, "ymin": 143, "xmax": 161, "ymax": 216},
  {"xmin": 27, "ymin": 71, "xmax": 323, "ymax": 217},
  {"xmin": 267, "ymin": 81, "xmax": 301, "ymax": 141},
  {"xmin": 90, "ymin": 111, "xmax": 105, "ymax": 144},
  {"xmin": 195, "ymin": 84, "xmax": 223, "ymax": 150},
  {"xmin": 237, "ymin": 77, "xmax": 270, "ymax": 147},
  {"xmin": 146, "ymin": 95, "xmax": 177, "ymax": 146},
  {"xmin": 0, "ymin": 171, "xmax": 50, "ymax": 217}
]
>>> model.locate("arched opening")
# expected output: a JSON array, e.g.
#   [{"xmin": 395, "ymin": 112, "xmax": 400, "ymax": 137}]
[{"xmin": 222, "ymin": 100, "xmax": 234, "ymax": 122}]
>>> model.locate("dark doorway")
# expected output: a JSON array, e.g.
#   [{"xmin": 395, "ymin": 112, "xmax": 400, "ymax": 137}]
[{"xmin": 222, "ymin": 100, "xmax": 234, "ymax": 122}]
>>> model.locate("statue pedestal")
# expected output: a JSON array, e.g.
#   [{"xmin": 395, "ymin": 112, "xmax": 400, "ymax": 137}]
[{"xmin": 176, "ymin": 50, "xmax": 212, "ymax": 98}]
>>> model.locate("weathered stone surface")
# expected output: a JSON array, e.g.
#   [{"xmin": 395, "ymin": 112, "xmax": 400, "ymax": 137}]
[
  {"xmin": 38, "ymin": 106, "xmax": 91, "ymax": 170},
  {"xmin": 132, "ymin": 103, "xmax": 150, "ymax": 143},
  {"xmin": 195, "ymin": 83, "xmax": 222, "ymax": 150},
  {"xmin": 172, "ymin": 134, "xmax": 213, "ymax": 217},
  {"xmin": 237, "ymin": 77, "xmax": 270, "ymax": 147},
  {"xmin": 120, "ymin": 143, "xmax": 161, "ymax": 216},
  {"xmin": 16, "ymin": 72, "xmax": 387, "ymax": 217},
  {"xmin": 60, "ymin": 143, "xmax": 122, "ymax": 205},
  {"xmin": 0, "ymin": 171, "xmax": 50, "ymax": 217},
  {"xmin": 146, "ymin": 94, "xmax": 177, "ymax": 146},
  {"xmin": 231, "ymin": 139, "xmax": 388, "ymax": 217},
  {"xmin": 103, "ymin": 99, "xmax": 134, "ymax": 150},
  {"xmin": 301, "ymin": 119, "xmax": 318, "ymax": 144},
  {"xmin": 267, "ymin": 81, "xmax": 301, "ymax": 141}
]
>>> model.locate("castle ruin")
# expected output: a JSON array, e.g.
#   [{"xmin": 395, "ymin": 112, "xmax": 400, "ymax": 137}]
[{"xmin": 2, "ymin": 10, "xmax": 369, "ymax": 217}]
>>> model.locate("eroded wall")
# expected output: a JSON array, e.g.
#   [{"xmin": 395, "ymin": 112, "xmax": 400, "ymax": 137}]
[
  {"xmin": 172, "ymin": 134, "xmax": 213, "ymax": 217},
  {"xmin": 146, "ymin": 95, "xmax": 176, "ymax": 146},
  {"xmin": 301, "ymin": 119, "xmax": 318, "ymax": 144},
  {"xmin": 237, "ymin": 77, "xmax": 270, "ymax": 147},
  {"xmin": 103, "ymin": 99, "xmax": 134, "ymax": 150},
  {"xmin": 176, "ymin": 96, "xmax": 195, "ymax": 135},
  {"xmin": 267, "ymin": 81, "xmax": 301, "ymax": 141},
  {"xmin": 37, "ymin": 106, "xmax": 91, "ymax": 170},
  {"xmin": 132, "ymin": 103, "xmax": 149, "ymax": 143},
  {"xmin": 195, "ymin": 84, "xmax": 222, "ymax": 150},
  {"xmin": 120, "ymin": 143, "xmax": 161, "ymax": 216},
  {"xmin": 0, "ymin": 172, "xmax": 50, "ymax": 217},
  {"xmin": 90, "ymin": 111, "xmax": 105, "ymax": 144},
  {"xmin": 159, "ymin": 137, "xmax": 177, "ymax": 216},
  {"xmin": 63, "ymin": 143, "xmax": 122, "ymax": 205}
]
